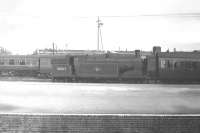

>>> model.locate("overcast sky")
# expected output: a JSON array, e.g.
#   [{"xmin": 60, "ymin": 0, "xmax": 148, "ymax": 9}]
[{"xmin": 1, "ymin": 0, "xmax": 200, "ymax": 54}]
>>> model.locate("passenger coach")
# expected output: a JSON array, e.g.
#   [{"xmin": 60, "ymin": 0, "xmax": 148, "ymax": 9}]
[
  {"xmin": 156, "ymin": 52, "xmax": 200, "ymax": 82},
  {"xmin": 0, "ymin": 55, "xmax": 39, "ymax": 76}
]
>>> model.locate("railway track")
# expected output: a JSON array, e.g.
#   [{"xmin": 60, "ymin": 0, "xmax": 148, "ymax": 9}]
[{"xmin": 0, "ymin": 114, "xmax": 199, "ymax": 132}]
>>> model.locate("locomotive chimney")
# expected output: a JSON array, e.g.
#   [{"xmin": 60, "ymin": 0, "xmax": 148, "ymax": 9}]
[{"xmin": 153, "ymin": 46, "xmax": 161, "ymax": 55}]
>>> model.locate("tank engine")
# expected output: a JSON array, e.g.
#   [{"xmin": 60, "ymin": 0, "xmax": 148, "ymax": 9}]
[{"xmin": 51, "ymin": 52, "xmax": 145, "ymax": 83}]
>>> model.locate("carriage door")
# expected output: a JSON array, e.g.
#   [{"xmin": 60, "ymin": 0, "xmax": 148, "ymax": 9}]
[{"xmin": 69, "ymin": 56, "xmax": 75, "ymax": 75}]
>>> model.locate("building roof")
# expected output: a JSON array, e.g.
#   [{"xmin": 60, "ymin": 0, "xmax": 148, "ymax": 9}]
[{"xmin": 158, "ymin": 52, "xmax": 200, "ymax": 58}]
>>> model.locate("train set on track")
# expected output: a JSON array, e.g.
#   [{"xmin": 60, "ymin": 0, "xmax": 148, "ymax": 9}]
[{"xmin": 0, "ymin": 46, "xmax": 200, "ymax": 83}]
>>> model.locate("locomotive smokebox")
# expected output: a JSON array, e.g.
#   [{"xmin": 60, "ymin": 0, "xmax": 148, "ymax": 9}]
[{"xmin": 153, "ymin": 46, "xmax": 161, "ymax": 55}]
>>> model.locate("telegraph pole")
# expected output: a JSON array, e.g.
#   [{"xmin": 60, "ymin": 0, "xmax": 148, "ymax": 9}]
[
  {"xmin": 52, "ymin": 42, "xmax": 55, "ymax": 55},
  {"xmin": 97, "ymin": 16, "xmax": 103, "ymax": 51},
  {"xmin": 97, "ymin": 16, "xmax": 100, "ymax": 51}
]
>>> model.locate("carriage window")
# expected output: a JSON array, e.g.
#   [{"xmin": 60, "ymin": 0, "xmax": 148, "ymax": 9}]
[
  {"xmin": 160, "ymin": 60, "xmax": 165, "ymax": 68},
  {"xmin": 9, "ymin": 59, "xmax": 15, "ymax": 65},
  {"xmin": 165, "ymin": 60, "xmax": 172, "ymax": 69},
  {"xmin": 174, "ymin": 62, "xmax": 177, "ymax": 68},
  {"xmin": 167, "ymin": 60, "xmax": 170, "ymax": 68}
]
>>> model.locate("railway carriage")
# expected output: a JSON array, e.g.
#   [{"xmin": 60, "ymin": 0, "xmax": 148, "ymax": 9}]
[
  {"xmin": 156, "ymin": 52, "xmax": 200, "ymax": 82},
  {"xmin": 0, "ymin": 55, "xmax": 39, "ymax": 76}
]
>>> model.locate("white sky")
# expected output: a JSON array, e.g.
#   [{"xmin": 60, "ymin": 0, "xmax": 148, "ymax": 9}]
[{"xmin": 1, "ymin": 0, "xmax": 200, "ymax": 54}]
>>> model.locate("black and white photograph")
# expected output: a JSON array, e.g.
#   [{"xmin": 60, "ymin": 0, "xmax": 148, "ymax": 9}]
[{"xmin": 0, "ymin": 0, "xmax": 200, "ymax": 132}]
